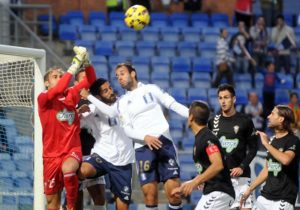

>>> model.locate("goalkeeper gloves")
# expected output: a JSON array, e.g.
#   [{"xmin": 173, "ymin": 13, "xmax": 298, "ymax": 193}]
[{"xmin": 67, "ymin": 46, "xmax": 87, "ymax": 75}]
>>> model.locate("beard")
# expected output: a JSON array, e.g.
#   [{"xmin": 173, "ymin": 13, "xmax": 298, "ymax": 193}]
[{"xmin": 101, "ymin": 94, "xmax": 117, "ymax": 104}]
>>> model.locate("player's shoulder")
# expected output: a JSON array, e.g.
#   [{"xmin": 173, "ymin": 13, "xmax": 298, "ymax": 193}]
[{"xmin": 236, "ymin": 112, "xmax": 252, "ymax": 122}]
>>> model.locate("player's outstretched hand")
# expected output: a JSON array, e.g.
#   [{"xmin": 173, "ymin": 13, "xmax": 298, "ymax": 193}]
[
  {"xmin": 171, "ymin": 187, "xmax": 182, "ymax": 199},
  {"xmin": 77, "ymin": 104, "xmax": 90, "ymax": 115},
  {"xmin": 144, "ymin": 135, "xmax": 162, "ymax": 150},
  {"xmin": 67, "ymin": 46, "xmax": 87, "ymax": 75},
  {"xmin": 80, "ymin": 88, "xmax": 90, "ymax": 99},
  {"xmin": 256, "ymin": 130, "xmax": 269, "ymax": 147}
]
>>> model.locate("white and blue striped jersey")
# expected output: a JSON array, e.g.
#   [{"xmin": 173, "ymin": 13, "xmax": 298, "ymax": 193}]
[
  {"xmin": 117, "ymin": 82, "xmax": 188, "ymax": 149},
  {"xmin": 80, "ymin": 104, "xmax": 135, "ymax": 166}
]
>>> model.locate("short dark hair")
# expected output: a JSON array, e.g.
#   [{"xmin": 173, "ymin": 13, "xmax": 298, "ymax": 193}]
[
  {"xmin": 276, "ymin": 105, "xmax": 295, "ymax": 133},
  {"xmin": 189, "ymin": 101, "xmax": 210, "ymax": 125},
  {"xmin": 290, "ymin": 92, "xmax": 298, "ymax": 99},
  {"xmin": 265, "ymin": 60, "xmax": 274, "ymax": 68},
  {"xmin": 89, "ymin": 78, "xmax": 107, "ymax": 97},
  {"xmin": 276, "ymin": 14, "xmax": 284, "ymax": 21},
  {"xmin": 217, "ymin": 84, "xmax": 235, "ymax": 97},
  {"xmin": 115, "ymin": 62, "xmax": 138, "ymax": 80}
]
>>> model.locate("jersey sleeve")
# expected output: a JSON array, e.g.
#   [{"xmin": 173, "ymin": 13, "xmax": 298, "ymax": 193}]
[
  {"xmin": 149, "ymin": 84, "xmax": 188, "ymax": 118},
  {"xmin": 285, "ymin": 136, "xmax": 298, "ymax": 153},
  {"xmin": 206, "ymin": 142, "xmax": 221, "ymax": 156},
  {"xmin": 240, "ymin": 117, "xmax": 258, "ymax": 170},
  {"xmin": 87, "ymin": 95, "xmax": 118, "ymax": 118},
  {"xmin": 38, "ymin": 73, "xmax": 73, "ymax": 108}
]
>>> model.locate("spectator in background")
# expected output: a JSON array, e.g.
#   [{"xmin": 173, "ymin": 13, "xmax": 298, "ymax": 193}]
[
  {"xmin": 245, "ymin": 91, "xmax": 264, "ymax": 131},
  {"xmin": 213, "ymin": 28, "xmax": 234, "ymax": 88},
  {"xmin": 260, "ymin": 0, "xmax": 283, "ymax": 26},
  {"xmin": 106, "ymin": 0, "xmax": 125, "ymax": 13},
  {"xmin": 288, "ymin": 92, "xmax": 300, "ymax": 137},
  {"xmin": 262, "ymin": 61, "xmax": 284, "ymax": 117},
  {"xmin": 235, "ymin": 0, "xmax": 253, "ymax": 28},
  {"xmin": 230, "ymin": 21, "xmax": 253, "ymax": 74},
  {"xmin": 169, "ymin": 0, "xmax": 201, "ymax": 13},
  {"xmin": 271, "ymin": 15, "xmax": 296, "ymax": 74},
  {"xmin": 250, "ymin": 16, "xmax": 268, "ymax": 69}
]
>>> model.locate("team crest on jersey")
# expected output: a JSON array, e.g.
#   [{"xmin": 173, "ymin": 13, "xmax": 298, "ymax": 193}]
[
  {"xmin": 268, "ymin": 159, "xmax": 282, "ymax": 176},
  {"xmin": 195, "ymin": 163, "xmax": 203, "ymax": 174},
  {"xmin": 56, "ymin": 108, "xmax": 75, "ymax": 125},
  {"xmin": 168, "ymin": 159, "xmax": 175, "ymax": 166},
  {"xmin": 219, "ymin": 136, "xmax": 239, "ymax": 153},
  {"xmin": 233, "ymin": 125, "xmax": 239, "ymax": 134}
]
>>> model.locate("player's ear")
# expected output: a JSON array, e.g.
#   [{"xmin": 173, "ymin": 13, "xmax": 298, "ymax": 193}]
[{"xmin": 44, "ymin": 81, "xmax": 49, "ymax": 88}]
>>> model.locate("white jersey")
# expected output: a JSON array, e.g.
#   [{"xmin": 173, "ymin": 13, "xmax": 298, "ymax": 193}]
[
  {"xmin": 81, "ymin": 104, "xmax": 135, "ymax": 166},
  {"xmin": 117, "ymin": 82, "xmax": 188, "ymax": 149}
]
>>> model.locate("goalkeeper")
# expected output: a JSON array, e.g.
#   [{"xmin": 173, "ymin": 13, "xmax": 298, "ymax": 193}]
[{"xmin": 37, "ymin": 47, "xmax": 96, "ymax": 210}]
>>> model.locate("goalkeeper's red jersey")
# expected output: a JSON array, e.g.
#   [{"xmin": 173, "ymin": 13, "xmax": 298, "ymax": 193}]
[{"xmin": 38, "ymin": 66, "xmax": 96, "ymax": 158}]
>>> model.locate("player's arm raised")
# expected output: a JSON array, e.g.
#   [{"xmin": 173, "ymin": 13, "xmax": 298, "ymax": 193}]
[{"xmin": 150, "ymin": 85, "xmax": 189, "ymax": 118}]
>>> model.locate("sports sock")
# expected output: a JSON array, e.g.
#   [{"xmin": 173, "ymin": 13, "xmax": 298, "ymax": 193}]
[
  {"xmin": 64, "ymin": 171, "xmax": 78, "ymax": 209},
  {"xmin": 168, "ymin": 203, "xmax": 183, "ymax": 210}
]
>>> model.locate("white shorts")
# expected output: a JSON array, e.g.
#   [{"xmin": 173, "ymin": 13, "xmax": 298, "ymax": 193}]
[
  {"xmin": 231, "ymin": 177, "xmax": 253, "ymax": 209},
  {"xmin": 195, "ymin": 191, "xmax": 234, "ymax": 210},
  {"xmin": 253, "ymin": 195, "xmax": 294, "ymax": 210},
  {"xmin": 79, "ymin": 155, "xmax": 106, "ymax": 191}
]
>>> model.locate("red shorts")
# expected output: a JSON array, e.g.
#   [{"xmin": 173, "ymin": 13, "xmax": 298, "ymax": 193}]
[{"xmin": 43, "ymin": 147, "xmax": 82, "ymax": 195}]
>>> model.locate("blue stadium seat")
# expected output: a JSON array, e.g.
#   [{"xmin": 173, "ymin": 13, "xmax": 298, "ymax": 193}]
[
  {"xmin": 89, "ymin": 11, "xmax": 106, "ymax": 26},
  {"xmin": 296, "ymin": 74, "xmax": 300, "ymax": 88},
  {"xmin": 38, "ymin": 14, "xmax": 58, "ymax": 35},
  {"xmin": 136, "ymin": 41, "xmax": 156, "ymax": 56},
  {"xmin": 177, "ymin": 41, "xmax": 198, "ymax": 57},
  {"xmin": 234, "ymin": 73, "xmax": 252, "ymax": 83},
  {"xmin": 108, "ymin": 11, "xmax": 125, "ymax": 27},
  {"xmin": 191, "ymin": 72, "xmax": 212, "ymax": 88},
  {"xmin": 151, "ymin": 56, "xmax": 170, "ymax": 73},
  {"xmin": 168, "ymin": 88, "xmax": 187, "ymax": 104},
  {"xmin": 171, "ymin": 57, "xmax": 191, "ymax": 73},
  {"xmin": 98, "ymin": 26, "xmax": 118, "ymax": 41},
  {"xmin": 235, "ymin": 89, "xmax": 248, "ymax": 105},
  {"xmin": 201, "ymin": 27, "xmax": 220, "ymax": 43},
  {"xmin": 15, "ymin": 177, "xmax": 32, "ymax": 190},
  {"xmin": 94, "ymin": 41, "xmax": 114, "ymax": 56},
  {"xmin": 157, "ymin": 41, "xmax": 177, "ymax": 57},
  {"xmin": 151, "ymin": 71, "xmax": 170, "ymax": 89},
  {"xmin": 284, "ymin": 14, "xmax": 294, "ymax": 26},
  {"xmin": 255, "ymin": 73, "xmax": 264, "ymax": 89},
  {"xmin": 169, "ymin": 119, "xmax": 184, "ymax": 131},
  {"xmin": 115, "ymin": 40, "xmax": 135, "ymax": 56},
  {"xmin": 192, "ymin": 57, "xmax": 213, "ymax": 73},
  {"xmin": 66, "ymin": 11, "xmax": 84, "ymax": 26},
  {"xmin": 182, "ymin": 27, "xmax": 201, "ymax": 42},
  {"xmin": 178, "ymin": 154, "xmax": 194, "ymax": 164},
  {"xmin": 198, "ymin": 42, "xmax": 216, "ymax": 59},
  {"xmin": 190, "ymin": 191, "xmax": 202, "ymax": 205},
  {"xmin": 131, "ymin": 56, "xmax": 150, "ymax": 73},
  {"xmin": 119, "ymin": 27, "xmax": 139, "ymax": 41},
  {"xmin": 74, "ymin": 40, "xmax": 95, "ymax": 53},
  {"xmin": 93, "ymin": 64, "xmax": 109, "ymax": 78},
  {"xmin": 58, "ymin": 24, "xmax": 78, "ymax": 41},
  {"xmin": 211, "ymin": 13, "xmax": 229, "ymax": 27},
  {"xmin": 191, "ymin": 13, "xmax": 209, "ymax": 27},
  {"xmin": 160, "ymin": 27, "xmax": 181, "ymax": 42},
  {"xmin": 227, "ymin": 27, "xmax": 239, "ymax": 36},
  {"xmin": 275, "ymin": 88, "xmax": 290, "ymax": 104},
  {"xmin": 108, "ymin": 55, "xmax": 130, "ymax": 70},
  {"xmin": 78, "ymin": 25, "xmax": 98, "ymax": 41},
  {"xmin": 236, "ymin": 81, "xmax": 252, "ymax": 90},
  {"xmin": 91, "ymin": 55, "xmax": 107, "ymax": 64},
  {"xmin": 150, "ymin": 13, "xmax": 169, "ymax": 27},
  {"xmin": 181, "ymin": 137, "xmax": 195, "ymax": 151},
  {"xmin": 187, "ymin": 88, "xmax": 208, "ymax": 104},
  {"xmin": 169, "ymin": 13, "xmax": 190, "ymax": 28},
  {"xmin": 170, "ymin": 72, "xmax": 190, "ymax": 88},
  {"xmin": 140, "ymin": 27, "xmax": 160, "ymax": 42},
  {"xmin": 276, "ymin": 74, "xmax": 294, "ymax": 89},
  {"xmin": 13, "ymin": 153, "xmax": 31, "ymax": 161}
]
